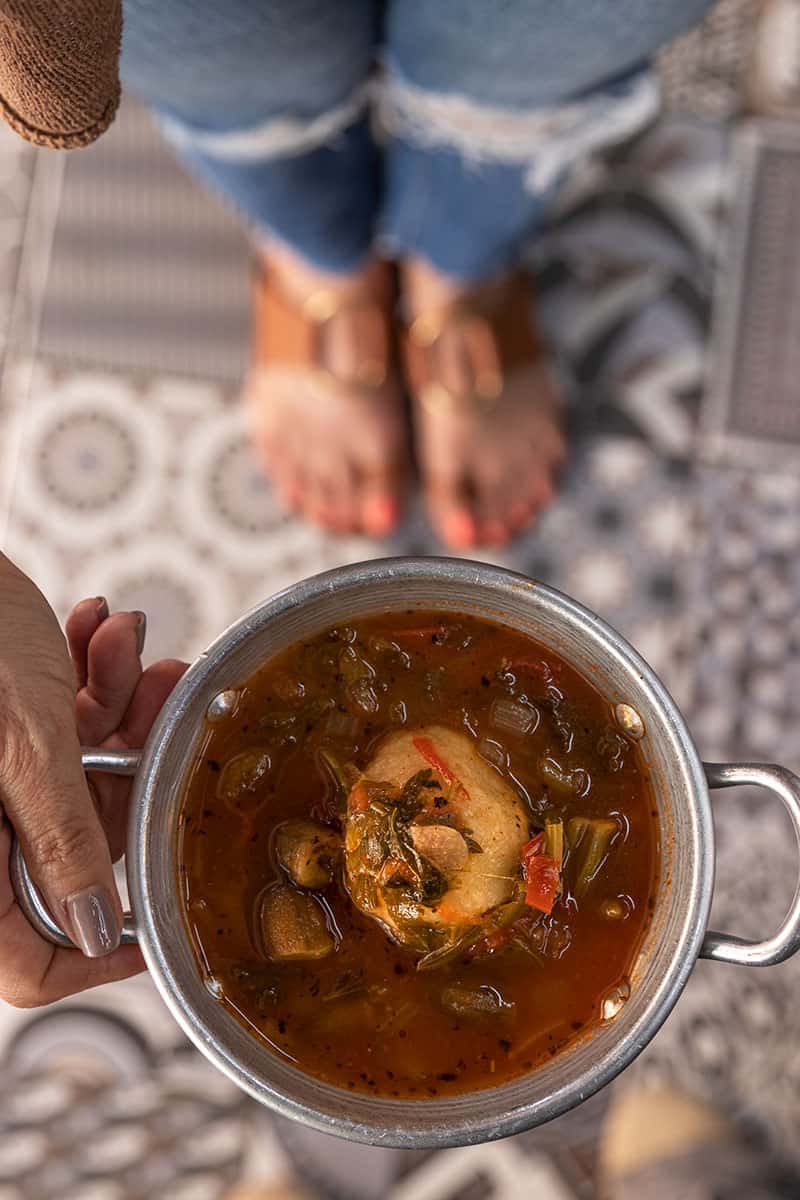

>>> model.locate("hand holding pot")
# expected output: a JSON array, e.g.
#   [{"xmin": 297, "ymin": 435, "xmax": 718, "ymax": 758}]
[{"xmin": 0, "ymin": 552, "xmax": 185, "ymax": 1006}]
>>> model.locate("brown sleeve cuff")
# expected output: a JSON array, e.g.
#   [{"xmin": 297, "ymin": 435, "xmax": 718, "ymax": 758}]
[{"xmin": 0, "ymin": 0, "xmax": 122, "ymax": 150}]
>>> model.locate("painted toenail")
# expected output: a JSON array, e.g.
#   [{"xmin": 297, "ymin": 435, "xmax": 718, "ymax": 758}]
[
  {"xmin": 366, "ymin": 495, "xmax": 398, "ymax": 534},
  {"xmin": 443, "ymin": 511, "xmax": 477, "ymax": 548},
  {"xmin": 483, "ymin": 520, "xmax": 508, "ymax": 544}
]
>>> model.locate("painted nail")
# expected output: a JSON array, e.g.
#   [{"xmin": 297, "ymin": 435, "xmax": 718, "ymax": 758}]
[
  {"xmin": 482, "ymin": 520, "xmax": 508, "ymax": 546},
  {"xmin": 134, "ymin": 612, "xmax": 147, "ymax": 657},
  {"xmin": 95, "ymin": 596, "xmax": 109, "ymax": 621},
  {"xmin": 365, "ymin": 494, "xmax": 398, "ymax": 535},
  {"xmin": 65, "ymin": 886, "xmax": 120, "ymax": 958},
  {"xmin": 443, "ymin": 511, "xmax": 476, "ymax": 548}
]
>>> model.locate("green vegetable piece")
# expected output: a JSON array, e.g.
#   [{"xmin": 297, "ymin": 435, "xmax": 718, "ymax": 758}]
[
  {"xmin": 571, "ymin": 818, "xmax": 618, "ymax": 898},
  {"xmin": 339, "ymin": 646, "xmax": 379, "ymax": 714},
  {"xmin": 540, "ymin": 757, "xmax": 571, "ymax": 793},
  {"xmin": 540, "ymin": 757, "xmax": 589, "ymax": 796},
  {"xmin": 544, "ymin": 817, "xmax": 564, "ymax": 866},
  {"xmin": 319, "ymin": 748, "xmax": 352, "ymax": 800},
  {"xmin": 417, "ymin": 928, "xmax": 481, "ymax": 972},
  {"xmin": 566, "ymin": 816, "xmax": 590, "ymax": 849},
  {"xmin": 323, "ymin": 971, "xmax": 365, "ymax": 1003}
]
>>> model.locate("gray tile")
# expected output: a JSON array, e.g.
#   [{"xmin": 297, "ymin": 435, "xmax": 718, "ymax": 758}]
[
  {"xmin": 36, "ymin": 98, "xmax": 250, "ymax": 384},
  {"xmin": 702, "ymin": 120, "xmax": 800, "ymax": 466}
]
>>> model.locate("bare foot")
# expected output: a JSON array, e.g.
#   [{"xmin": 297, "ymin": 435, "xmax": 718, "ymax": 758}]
[
  {"xmin": 246, "ymin": 244, "xmax": 409, "ymax": 536},
  {"xmin": 402, "ymin": 259, "xmax": 565, "ymax": 549}
]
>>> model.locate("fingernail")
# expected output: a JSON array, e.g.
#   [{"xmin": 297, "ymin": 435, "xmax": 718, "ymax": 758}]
[
  {"xmin": 65, "ymin": 886, "xmax": 121, "ymax": 958},
  {"xmin": 134, "ymin": 611, "xmax": 146, "ymax": 657},
  {"xmin": 95, "ymin": 596, "xmax": 109, "ymax": 621}
]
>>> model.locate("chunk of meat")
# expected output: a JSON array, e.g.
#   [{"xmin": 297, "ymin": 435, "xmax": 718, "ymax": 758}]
[{"xmin": 344, "ymin": 726, "xmax": 529, "ymax": 956}]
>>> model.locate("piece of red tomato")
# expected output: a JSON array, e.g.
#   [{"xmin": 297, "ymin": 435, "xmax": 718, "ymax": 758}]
[
  {"xmin": 412, "ymin": 736, "xmax": 455, "ymax": 786},
  {"xmin": 522, "ymin": 833, "xmax": 560, "ymax": 915}
]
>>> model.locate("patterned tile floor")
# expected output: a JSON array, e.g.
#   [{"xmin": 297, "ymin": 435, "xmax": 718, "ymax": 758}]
[{"xmin": 1, "ymin": 80, "xmax": 800, "ymax": 1198}]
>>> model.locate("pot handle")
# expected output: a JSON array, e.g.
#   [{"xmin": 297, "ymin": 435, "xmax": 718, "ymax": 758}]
[
  {"xmin": 9, "ymin": 747, "xmax": 142, "ymax": 949},
  {"xmin": 700, "ymin": 762, "xmax": 800, "ymax": 967}
]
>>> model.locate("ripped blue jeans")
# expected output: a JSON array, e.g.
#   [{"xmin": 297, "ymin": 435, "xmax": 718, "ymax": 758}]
[{"xmin": 121, "ymin": 0, "xmax": 713, "ymax": 280}]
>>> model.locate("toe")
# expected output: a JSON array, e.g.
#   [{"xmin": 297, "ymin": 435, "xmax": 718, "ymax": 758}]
[
  {"xmin": 471, "ymin": 472, "xmax": 514, "ymax": 546},
  {"xmin": 280, "ymin": 466, "xmax": 308, "ymax": 515},
  {"xmin": 442, "ymin": 507, "xmax": 478, "ymax": 549},
  {"xmin": 538, "ymin": 424, "xmax": 567, "ymax": 475},
  {"xmin": 270, "ymin": 461, "xmax": 301, "ymax": 512},
  {"xmin": 506, "ymin": 476, "xmax": 541, "ymax": 529},
  {"xmin": 359, "ymin": 473, "xmax": 401, "ymax": 537},
  {"xmin": 508, "ymin": 500, "xmax": 530, "ymax": 529},
  {"xmin": 300, "ymin": 458, "xmax": 358, "ymax": 532},
  {"xmin": 530, "ymin": 467, "xmax": 556, "ymax": 513},
  {"xmin": 509, "ymin": 463, "xmax": 557, "ymax": 535},
  {"xmin": 323, "ymin": 464, "xmax": 360, "ymax": 533},
  {"xmin": 302, "ymin": 474, "xmax": 333, "ymax": 529},
  {"xmin": 303, "ymin": 459, "xmax": 359, "ymax": 533},
  {"xmin": 279, "ymin": 455, "xmax": 312, "ymax": 517},
  {"xmin": 426, "ymin": 477, "xmax": 478, "ymax": 549},
  {"xmin": 477, "ymin": 518, "xmax": 510, "ymax": 547},
  {"xmin": 255, "ymin": 431, "xmax": 299, "ymax": 512}
]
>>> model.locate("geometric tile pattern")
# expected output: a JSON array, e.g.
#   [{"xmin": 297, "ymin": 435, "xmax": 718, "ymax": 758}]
[
  {"xmin": 3, "ymin": 36, "xmax": 800, "ymax": 1196},
  {"xmin": 702, "ymin": 120, "xmax": 800, "ymax": 470},
  {"xmin": 686, "ymin": 469, "xmax": 800, "ymax": 767},
  {"xmin": 35, "ymin": 99, "xmax": 249, "ymax": 385}
]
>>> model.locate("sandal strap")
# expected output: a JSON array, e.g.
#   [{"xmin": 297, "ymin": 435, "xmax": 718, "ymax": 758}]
[
  {"xmin": 402, "ymin": 272, "xmax": 540, "ymax": 413},
  {"xmin": 253, "ymin": 263, "xmax": 393, "ymax": 390}
]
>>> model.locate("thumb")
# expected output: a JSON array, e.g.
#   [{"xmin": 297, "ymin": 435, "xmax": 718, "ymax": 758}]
[{"xmin": 2, "ymin": 706, "xmax": 121, "ymax": 958}]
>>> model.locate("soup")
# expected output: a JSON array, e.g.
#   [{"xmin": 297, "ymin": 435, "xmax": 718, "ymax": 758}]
[{"xmin": 178, "ymin": 612, "xmax": 659, "ymax": 1098}]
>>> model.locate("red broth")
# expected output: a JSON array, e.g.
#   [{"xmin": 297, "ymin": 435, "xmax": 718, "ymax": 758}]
[{"xmin": 178, "ymin": 612, "xmax": 658, "ymax": 1098}]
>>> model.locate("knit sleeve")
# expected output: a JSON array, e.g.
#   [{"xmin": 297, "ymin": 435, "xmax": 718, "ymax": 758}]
[{"xmin": 0, "ymin": 0, "xmax": 121, "ymax": 149}]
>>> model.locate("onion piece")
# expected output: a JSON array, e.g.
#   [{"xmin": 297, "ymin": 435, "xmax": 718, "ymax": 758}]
[
  {"xmin": 318, "ymin": 747, "xmax": 353, "ymax": 799},
  {"xmin": 569, "ymin": 817, "xmax": 618, "ymax": 897},
  {"xmin": 477, "ymin": 736, "xmax": 507, "ymax": 770},
  {"xmin": 325, "ymin": 709, "xmax": 360, "ymax": 739},
  {"xmin": 540, "ymin": 757, "xmax": 590, "ymax": 797},
  {"xmin": 490, "ymin": 697, "xmax": 539, "ymax": 737},
  {"xmin": 440, "ymin": 983, "xmax": 513, "ymax": 1018}
]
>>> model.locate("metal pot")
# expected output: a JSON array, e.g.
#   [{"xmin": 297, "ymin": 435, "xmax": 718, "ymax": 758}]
[{"xmin": 12, "ymin": 558, "xmax": 800, "ymax": 1148}]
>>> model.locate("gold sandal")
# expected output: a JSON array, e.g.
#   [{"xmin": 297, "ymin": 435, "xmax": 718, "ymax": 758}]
[
  {"xmin": 252, "ymin": 262, "xmax": 394, "ymax": 393},
  {"xmin": 401, "ymin": 272, "xmax": 542, "ymax": 415}
]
